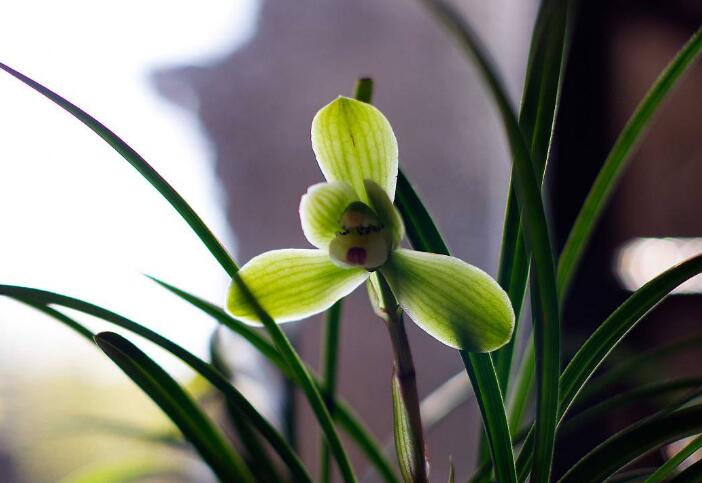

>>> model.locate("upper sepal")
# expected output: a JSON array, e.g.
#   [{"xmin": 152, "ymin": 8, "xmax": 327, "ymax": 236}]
[{"xmin": 311, "ymin": 96, "xmax": 398, "ymax": 202}]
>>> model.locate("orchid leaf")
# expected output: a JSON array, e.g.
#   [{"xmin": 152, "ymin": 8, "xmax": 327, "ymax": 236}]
[
  {"xmin": 559, "ymin": 404, "xmax": 702, "ymax": 483},
  {"xmin": 94, "ymin": 332, "xmax": 255, "ymax": 483},
  {"xmin": 227, "ymin": 249, "xmax": 369, "ymax": 324},
  {"xmin": 669, "ymin": 459, "xmax": 702, "ymax": 483},
  {"xmin": 514, "ymin": 253, "xmax": 702, "ymax": 481},
  {"xmin": 0, "ymin": 62, "xmax": 238, "ymax": 278},
  {"xmin": 312, "ymin": 96, "xmax": 399, "ymax": 201},
  {"xmin": 146, "ymin": 278, "xmax": 399, "ymax": 483},
  {"xmin": 300, "ymin": 181, "xmax": 359, "ymax": 249},
  {"xmin": 557, "ymin": 25, "xmax": 702, "ymax": 298},
  {"xmin": 3, "ymin": 287, "xmax": 313, "ymax": 483},
  {"xmin": 417, "ymin": 2, "xmax": 561, "ymax": 478}
]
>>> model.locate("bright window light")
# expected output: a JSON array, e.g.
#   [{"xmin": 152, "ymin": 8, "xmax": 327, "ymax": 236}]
[{"xmin": 616, "ymin": 237, "xmax": 702, "ymax": 294}]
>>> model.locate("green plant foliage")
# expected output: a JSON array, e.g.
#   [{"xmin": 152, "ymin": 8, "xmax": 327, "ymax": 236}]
[
  {"xmin": 3, "ymin": 2, "xmax": 702, "ymax": 481},
  {"xmin": 94, "ymin": 332, "xmax": 255, "ymax": 482}
]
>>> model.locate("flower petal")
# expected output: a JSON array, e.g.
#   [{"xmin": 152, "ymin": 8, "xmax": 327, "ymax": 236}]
[
  {"xmin": 364, "ymin": 179, "xmax": 404, "ymax": 249},
  {"xmin": 379, "ymin": 249, "xmax": 514, "ymax": 351},
  {"xmin": 311, "ymin": 96, "xmax": 399, "ymax": 201},
  {"xmin": 227, "ymin": 249, "xmax": 369, "ymax": 324},
  {"xmin": 299, "ymin": 181, "xmax": 358, "ymax": 248}
]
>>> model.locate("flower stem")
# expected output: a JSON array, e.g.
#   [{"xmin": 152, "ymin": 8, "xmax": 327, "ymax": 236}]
[{"xmin": 374, "ymin": 273, "xmax": 428, "ymax": 483}]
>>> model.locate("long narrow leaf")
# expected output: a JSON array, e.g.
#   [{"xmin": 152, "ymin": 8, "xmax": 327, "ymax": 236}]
[
  {"xmin": 507, "ymin": 337, "xmax": 535, "ymax": 435},
  {"xmin": 147, "ymin": 278, "xmax": 399, "ymax": 483},
  {"xmin": 493, "ymin": 0, "xmax": 572, "ymax": 391},
  {"xmin": 418, "ymin": 2, "xmax": 560, "ymax": 480},
  {"xmin": 557, "ymin": 25, "xmax": 702, "ymax": 298},
  {"xmin": 94, "ymin": 331, "xmax": 254, "ymax": 482},
  {"xmin": 2, "ymin": 287, "xmax": 313, "ymax": 483},
  {"xmin": 515, "ymin": 253, "xmax": 702, "ymax": 480},
  {"xmin": 461, "ymin": 352, "xmax": 517, "ymax": 483},
  {"xmin": 229, "ymin": 274, "xmax": 359, "ymax": 482},
  {"xmin": 559, "ymin": 254, "xmax": 702, "ymax": 418},
  {"xmin": 0, "ymin": 63, "xmax": 238, "ymax": 278},
  {"xmin": 395, "ymin": 169, "xmax": 515, "ymax": 481},
  {"xmin": 15, "ymin": 283, "xmax": 392, "ymax": 483},
  {"xmin": 209, "ymin": 331, "xmax": 283, "ymax": 482},
  {"xmin": 562, "ymin": 378, "xmax": 702, "ymax": 437},
  {"xmin": 668, "ymin": 456, "xmax": 702, "ymax": 483},
  {"xmin": 320, "ymin": 300, "xmax": 343, "ymax": 483},
  {"xmin": 0, "ymin": 62, "xmax": 362, "ymax": 480},
  {"xmin": 645, "ymin": 434, "xmax": 702, "ymax": 483},
  {"xmin": 558, "ymin": 404, "xmax": 702, "ymax": 483},
  {"xmin": 580, "ymin": 335, "xmax": 702, "ymax": 405}
]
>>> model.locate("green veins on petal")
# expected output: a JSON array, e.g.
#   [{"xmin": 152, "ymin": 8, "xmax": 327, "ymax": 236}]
[
  {"xmin": 227, "ymin": 249, "xmax": 370, "ymax": 324},
  {"xmin": 379, "ymin": 249, "xmax": 515, "ymax": 352},
  {"xmin": 300, "ymin": 181, "xmax": 359, "ymax": 249},
  {"xmin": 311, "ymin": 96, "xmax": 399, "ymax": 202},
  {"xmin": 227, "ymin": 96, "xmax": 515, "ymax": 354}
]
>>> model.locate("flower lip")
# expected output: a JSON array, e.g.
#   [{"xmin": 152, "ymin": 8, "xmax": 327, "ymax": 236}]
[
  {"xmin": 346, "ymin": 247, "xmax": 368, "ymax": 265},
  {"xmin": 328, "ymin": 201, "xmax": 392, "ymax": 270}
]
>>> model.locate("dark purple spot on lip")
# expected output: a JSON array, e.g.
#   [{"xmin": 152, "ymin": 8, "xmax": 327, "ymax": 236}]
[{"xmin": 346, "ymin": 247, "xmax": 367, "ymax": 265}]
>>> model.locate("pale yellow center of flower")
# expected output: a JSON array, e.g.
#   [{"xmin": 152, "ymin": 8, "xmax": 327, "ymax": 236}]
[{"xmin": 328, "ymin": 202, "xmax": 392, "ymax": 270}]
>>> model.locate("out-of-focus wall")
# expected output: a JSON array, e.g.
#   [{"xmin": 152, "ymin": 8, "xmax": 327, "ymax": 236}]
[{"xmin": 159, "ymin": 0, "xmax": 537, "ymax": 479}]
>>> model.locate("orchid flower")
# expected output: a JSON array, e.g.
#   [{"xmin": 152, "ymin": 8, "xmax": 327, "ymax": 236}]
[{"xmin": 227, "ymin": 96, "xmax": 514, "ymax": 352}]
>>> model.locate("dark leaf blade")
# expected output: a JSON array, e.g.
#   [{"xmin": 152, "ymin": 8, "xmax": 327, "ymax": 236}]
[
  {"xmin": 4, "ymin": 287, "xmax": 313, "ymax": 483},
  {"xmin": 557, "ymin": 25, "xmax": 702, "ymax": 299},
  {"xmin": 562, "ymin": 378, "xmax": 702, "ymax": 437},
  {"xmin": 320, "ymin": 300, "xmax": 343, "ymax": 483},
  {"xmin": 558, "ymin": 404, "xmax": 702, "ymax": 483},
  {"xmin": 645, "ymin": 433, "xmax": 702, "ymax": 483},
  {"xmin": 145, "ymin": 278, "xmax": 399, "ymax": 483},
  {"xmin": 395, "ymin": 170, "xmax": 450, "ymax": 254},
  {"xmin": 559, "ymin": 254, "xmax": 702, "ymax": 419},
  {"xmin": 416, "ymin": 2, "xmax": 561, "ymax": 479},
  {"xmin": 209, "ymin": 331, "xmax": 283, "ymax": 483},
  {"xmin": 94, "ymin": 331, "xmax": 254, "ymax": 483},
  {"xmin": 580, "ymin": 335, "xmax": 702, "ymax": 405},
  {"xmin": 0, "ymin": 62, "xmax": 238, "ymax": 278},
  {"xmin": 493, "ymin": 0, "xmax": 573, "ymax": 391},
  {"xmin": 515, "ymin": 253, "xmax": 702, "ymax": 480},
  {"xmin": 668, "ymin": 456, "xmax": 702, "ymax": 483},
  {"xmin": 461, "ymin": 352, "xmax": 517, "ymax": 483}
]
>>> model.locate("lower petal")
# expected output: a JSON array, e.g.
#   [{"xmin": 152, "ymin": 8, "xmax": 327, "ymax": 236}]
[
  {"xmin": 379, "ymin": 249, "xmax": 514, "ymax": 352},
  {"xmin": 227, "ymin": 249, "xmax": 369, "ymax": 324}
]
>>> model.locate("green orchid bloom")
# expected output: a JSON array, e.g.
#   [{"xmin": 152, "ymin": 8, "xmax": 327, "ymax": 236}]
[{"xmin": 227, "ymin": 96, "xmax": 514, "ymax": 352}]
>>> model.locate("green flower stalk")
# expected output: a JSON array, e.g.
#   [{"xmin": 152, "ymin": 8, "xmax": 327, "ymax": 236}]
[{"xmin": 227, "ymin": 96, "xmax": 514, "ymax": 353}]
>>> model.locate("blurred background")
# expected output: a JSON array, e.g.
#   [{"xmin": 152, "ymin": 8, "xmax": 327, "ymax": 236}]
[{"xmin": 1, "ymin": 0, "xmax": 701, "ymax": 481}]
